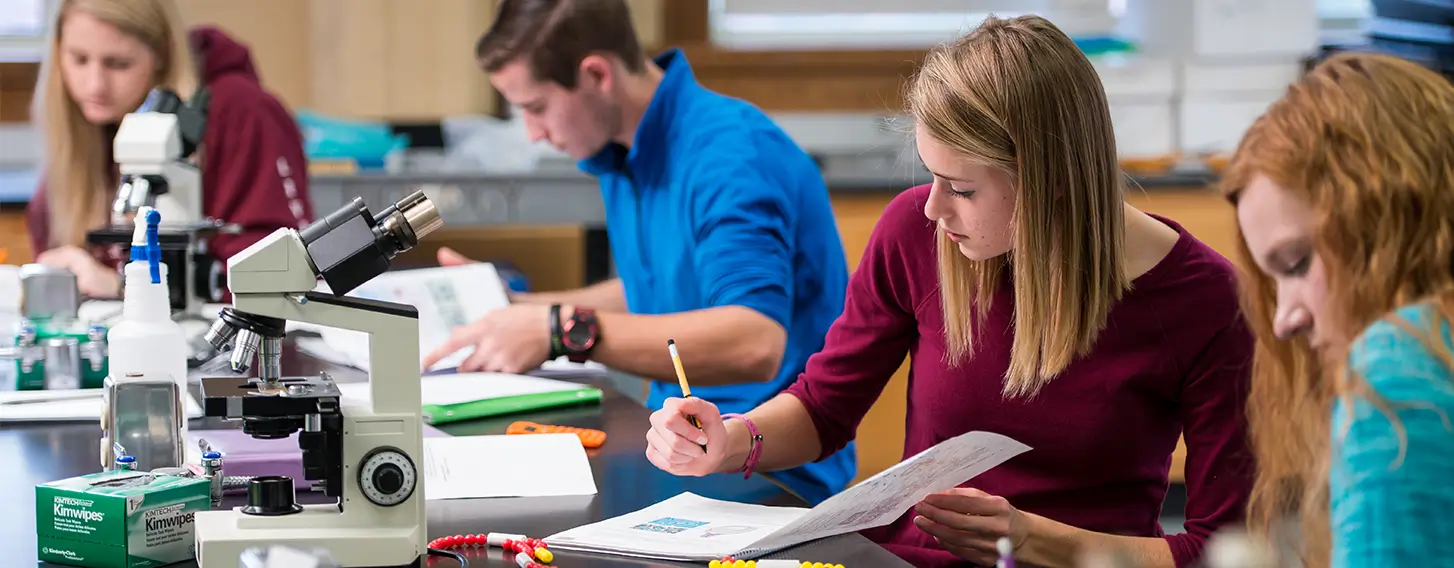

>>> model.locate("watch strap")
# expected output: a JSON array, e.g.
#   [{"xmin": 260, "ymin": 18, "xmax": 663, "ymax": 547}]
[{"xmin": 548, "ymin": 304, "xmax": 565, "ymax": 359}]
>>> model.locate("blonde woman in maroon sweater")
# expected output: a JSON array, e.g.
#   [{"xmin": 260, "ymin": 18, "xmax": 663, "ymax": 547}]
[{"xmin": 645, "ymin": 15, "xmax": 1253, "ymax": 568}]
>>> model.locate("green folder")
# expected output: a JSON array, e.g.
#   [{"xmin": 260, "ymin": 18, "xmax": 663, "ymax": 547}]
[{"xmin": 421, "ymin": 386, "xmax": 604, "ymax": 425}]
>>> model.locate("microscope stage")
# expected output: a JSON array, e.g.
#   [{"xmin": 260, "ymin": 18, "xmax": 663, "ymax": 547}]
[{"xmin": 198, "ymin": 375, "xmax": 343, "ymax": 419}]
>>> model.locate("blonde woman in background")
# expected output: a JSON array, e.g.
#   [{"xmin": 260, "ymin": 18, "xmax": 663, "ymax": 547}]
[
  {"xmin": 645, "ymin": 15, "xmax": 1255, "ymax": 568},
  {"xmin": 28, "ymin": 0, "xmax": 313, "ymax": 298},
  {"xmin": 1226, "ymin": 51, "xmax": 1454, "ymax": 567}
]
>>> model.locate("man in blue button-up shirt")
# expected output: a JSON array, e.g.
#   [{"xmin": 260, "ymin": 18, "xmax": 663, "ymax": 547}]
[{"xmin": 422, "ymin": 0, "xmax": 855, "ymax": 504}]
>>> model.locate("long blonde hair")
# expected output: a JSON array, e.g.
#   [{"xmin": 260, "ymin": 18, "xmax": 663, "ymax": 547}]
[
  {"xmin": 1223, "ymin": 52, "xmax": 1454, "ymax": 566},
  {"xmin": 32, "ymin": 0, "xmax": 197, "ymax": 249},
  {"xmin": 907, "ymin": 14, "xmax": 1128, "ymax": 398}
]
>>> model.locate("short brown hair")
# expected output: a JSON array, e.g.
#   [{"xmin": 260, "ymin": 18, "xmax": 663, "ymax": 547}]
[{"xmin": 476, "ymin": 0, "xmax": 646, "ymax": 89}]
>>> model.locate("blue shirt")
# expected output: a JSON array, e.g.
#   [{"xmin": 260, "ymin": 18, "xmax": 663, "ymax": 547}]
[
  {"xmin": 1333, "ymin": 303, "xmax": 1454, "ymax": 567},
  {"xmin": 579, "ymin": 49, "xmax": 856, "ymax": 504}
]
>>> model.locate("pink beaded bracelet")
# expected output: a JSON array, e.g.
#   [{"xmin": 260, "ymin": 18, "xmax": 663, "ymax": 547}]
[{"xmin": 721, "ymin": 413, "xmax": 762, "ymax": 478}]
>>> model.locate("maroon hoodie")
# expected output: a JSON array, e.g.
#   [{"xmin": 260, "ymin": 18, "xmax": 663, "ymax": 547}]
[{"xmin": 26, "ymin": 26, "xmax": 315, "ymax": 289}]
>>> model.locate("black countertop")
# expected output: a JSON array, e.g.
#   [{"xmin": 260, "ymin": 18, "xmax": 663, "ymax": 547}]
[{"xmin": 2, "ymin": 345, "xmax": 911, "ymax": 568}]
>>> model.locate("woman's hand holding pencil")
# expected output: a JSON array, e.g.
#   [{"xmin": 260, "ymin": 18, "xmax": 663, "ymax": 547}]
[
  {"xmin": 646, "ymin": 396, "xmax": 730, "ymax": 476},
  {"xmin": 646, "ymin": 339, "xmax": 732, "ymax": 476}
]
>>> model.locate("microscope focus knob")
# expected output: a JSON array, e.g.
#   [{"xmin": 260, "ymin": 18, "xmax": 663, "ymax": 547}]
[
  {"xmin": 374, "ymin": 464, "xmax": 404, "ymax": 494},
  {"xmin": 358, "ymin": 448, "xmax": 416, "ymax": 507}
]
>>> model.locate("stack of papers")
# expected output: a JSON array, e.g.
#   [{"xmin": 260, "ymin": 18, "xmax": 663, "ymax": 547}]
[
  {"xmin": 334, "ymin": 372, "xmax": 602, "ymax": 424},
  {"xmin": 0, "ymin": 389, "xmax": 204, "ymax": 422},
  {"xmin": 545, "ymin": 431, "xmax": 1031, "ymax": 561}
]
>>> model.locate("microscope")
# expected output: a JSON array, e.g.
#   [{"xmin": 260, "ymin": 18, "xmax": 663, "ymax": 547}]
[
  {"xmin": 191, "ymin": 189, "xmax": 443, "ymax": 567},
  {"xmin": 87, "ymin": 88, "xmax": 234, "ymax": 317}
]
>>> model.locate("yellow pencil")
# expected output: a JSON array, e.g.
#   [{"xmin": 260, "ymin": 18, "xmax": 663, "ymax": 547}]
[{"xmin": 667, "ymin": 339, "xmax": 707, "ymax": 451}]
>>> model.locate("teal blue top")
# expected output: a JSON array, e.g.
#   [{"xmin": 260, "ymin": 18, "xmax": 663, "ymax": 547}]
[{"xmin": 1334, "ymin": 303, "xmax": 1454, "ymax": 567}]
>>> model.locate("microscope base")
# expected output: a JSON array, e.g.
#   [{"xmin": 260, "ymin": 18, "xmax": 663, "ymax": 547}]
[{"xmin": 194, "ymin": 505, "xmax": 425, "ymax": 567}]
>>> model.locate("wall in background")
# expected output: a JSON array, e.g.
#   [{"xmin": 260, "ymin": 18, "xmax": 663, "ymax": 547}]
[{"xmin": 0, "ymin": 0, "xmax": 667, "ymax": 123}]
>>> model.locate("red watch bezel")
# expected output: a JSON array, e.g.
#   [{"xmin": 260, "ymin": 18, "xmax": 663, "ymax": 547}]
[{"xmin": 561, "ymin": 307, "xmax": 598, "ymax": 361}]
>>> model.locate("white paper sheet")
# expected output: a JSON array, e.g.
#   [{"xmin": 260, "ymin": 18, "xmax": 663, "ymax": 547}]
[
  {"xmin": 422, "ymin": 434, "xmax": 597, "ymax": 500},
  {"xmin": 334, "ymin": 372, "xmax": 593, "ymax": 407},
  {"xmin": 545, "ymin": 430, "xmax": 1031, "ymax": 561},
  {"xmin": 293, "ymin": 263, "xmax": 612, "ymax": 379},
  {"xmin": 314, "ymin": 263, "xmax": 511, "ymax": 372},
  {"xmin": 743, "ymin": 431, "xmax": 1031, "ymax": 555},
  {"xmin": 0, "ymin": 389, "xmax": 204, "ymax": 422},
  {"xmin": 545, "ymin": 492, "xmax": 809, "ymax": 561}
]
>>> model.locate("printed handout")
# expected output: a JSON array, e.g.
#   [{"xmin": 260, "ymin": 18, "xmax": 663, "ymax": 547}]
[{"xmin": 544, "ymin": 430, "xmax": 1031, "ymax": 561}]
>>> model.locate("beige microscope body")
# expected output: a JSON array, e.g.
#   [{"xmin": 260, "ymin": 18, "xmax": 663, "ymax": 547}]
[{"xmin": 191, "ymin": 190, "xmax": 442, "ymax": 567}]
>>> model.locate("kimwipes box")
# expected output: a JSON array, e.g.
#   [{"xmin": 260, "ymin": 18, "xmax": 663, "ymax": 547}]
[{"xmin": 36, "ymin": 469, "xmax": 210, "ymax": 567}]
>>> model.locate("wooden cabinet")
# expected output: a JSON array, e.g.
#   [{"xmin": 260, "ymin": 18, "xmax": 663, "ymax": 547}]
[{"xmin": 306, "ymin": 0, "xmax": 498, "ymax": 121}]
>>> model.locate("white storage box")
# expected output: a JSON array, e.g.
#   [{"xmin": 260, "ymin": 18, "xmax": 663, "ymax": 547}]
[
  {"xmin": 1096, "ymin": 56, "xmax": 1179, "ymax": 160},
  {"xmin": 1177, "ymin": 59, "xmax": 1304, "ymax": 156},
  {"xmin": 1192, "ymin": 0, "xmax": 1320, "ymax": 60}
]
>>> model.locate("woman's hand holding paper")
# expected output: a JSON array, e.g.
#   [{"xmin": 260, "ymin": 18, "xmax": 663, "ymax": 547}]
[{"xmin": 914, "ymin": 487, "xmax": 1029, "ymax": 565}]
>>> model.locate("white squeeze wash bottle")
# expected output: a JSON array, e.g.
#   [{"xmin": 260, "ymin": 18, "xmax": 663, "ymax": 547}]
[{"xmin": 107, "ymin": 207, "xmax": 190, "ymax": 434}]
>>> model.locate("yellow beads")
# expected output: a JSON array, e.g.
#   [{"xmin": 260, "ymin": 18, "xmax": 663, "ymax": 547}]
[{"xmin": 710, "ymin": 560, "xmax": 845, "ymax": 568}]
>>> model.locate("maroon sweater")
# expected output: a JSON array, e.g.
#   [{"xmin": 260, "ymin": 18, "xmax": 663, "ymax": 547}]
[
  {"xmin": 27, "ymin": 27, "xmax": 313, "ymax": 281},
  {"xmin": 783, "ymin": 185, "xmax": 1254, "ymax": 567}
]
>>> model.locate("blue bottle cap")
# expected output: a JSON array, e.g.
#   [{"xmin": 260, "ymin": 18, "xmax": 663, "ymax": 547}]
[
  {"xmin": 116, "ymin": 455, "xmax": 135, "ymax": 463},
  {"xmin": 203, "ymin": 451, "xmax": 222, "ymax": 460},
  {"xmin": 145, "ymin": 209, "xmax": 162, "ymax": 284}
]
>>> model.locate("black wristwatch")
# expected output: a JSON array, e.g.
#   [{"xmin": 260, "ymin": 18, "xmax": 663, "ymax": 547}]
[{"xmin": 550, "ymin": 304, "xmax": 599, "ymax": 363}]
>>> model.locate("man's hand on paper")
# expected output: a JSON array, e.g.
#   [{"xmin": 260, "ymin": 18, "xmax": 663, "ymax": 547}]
[
  {"xmin": 36, "ymin": 245, "xmax": 121, "ymax": 298},
  {"xmin": 913, "ymin": 487, "xmax": 1028, "ymax": 566},
  {"xmin": 645, "ymin": 396, "xmax": 732, "ymax": 476},
  {"xmin": 421, "ymin": 303, "xmax": 553, "ymax": 373}
]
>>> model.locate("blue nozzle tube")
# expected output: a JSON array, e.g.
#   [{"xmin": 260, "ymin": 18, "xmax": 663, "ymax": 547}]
[{"xmin": 146, "ymin": 209, "xmax": 161, "ymax": 284}]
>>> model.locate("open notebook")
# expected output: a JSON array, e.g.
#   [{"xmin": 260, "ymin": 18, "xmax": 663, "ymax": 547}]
[{"xmin": 544, "ymin": 431, "xmax": 1031, "ymax": 561}]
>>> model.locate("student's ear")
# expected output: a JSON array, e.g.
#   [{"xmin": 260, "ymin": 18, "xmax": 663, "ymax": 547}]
[{"xmin": 578, "ymin": 54, "xmax": 613, "ymax": 93}]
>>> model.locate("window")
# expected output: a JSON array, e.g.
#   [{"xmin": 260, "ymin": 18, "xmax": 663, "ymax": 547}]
[
  {"xmin": 0, "ymin": 0, "xmax": 47, "ymax": 36},
  {"xmin": 710, "ymin": 0, "xmax": 1371, "ymax": 50},
  {"xmin": 0, "ymin": 0, "xmax": 52, "ymax": 61},
  {"xmin": 1318, "ymin": 0, "xmax": 1371, "ymax": 19},
  {"xmin": 710, "ymin": 0, "xmax": 1117, "ymax": 49}
]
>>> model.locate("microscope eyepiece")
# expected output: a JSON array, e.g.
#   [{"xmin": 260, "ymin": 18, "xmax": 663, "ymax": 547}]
[
  {"xmin": 381, "ymin": 190, "xmax": 444, "ymax": 250},
  {"xmin": 300, "ymin": 190, "xmax": 442, "ymax": 297}
]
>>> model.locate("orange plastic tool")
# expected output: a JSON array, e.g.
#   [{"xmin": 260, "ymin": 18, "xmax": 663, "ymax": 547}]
[{"xmin": 507, "ymin": 421, "xmax": 607, "ymax": 448}]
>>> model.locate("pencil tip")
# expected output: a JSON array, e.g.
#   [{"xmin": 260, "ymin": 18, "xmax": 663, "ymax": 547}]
[{"xmin": 667, "ymin": 339, "xmax": 675, "ymax": 346}]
